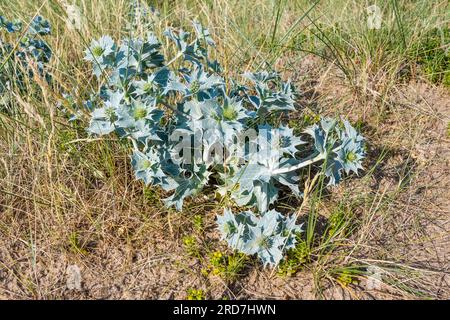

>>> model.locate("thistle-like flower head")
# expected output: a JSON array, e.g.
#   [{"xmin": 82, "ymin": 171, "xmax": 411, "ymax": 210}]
[
  {"xmin": 131, "ymin": 148, "xmax": 165, "ymax": 185},
  {"xmin": 336, "ymin": 121, "xmax": 365, "ymax": 175},
  {"xmin": 84, "ymin": 35, "xmax": 115, "ymax": 63},
  {"xmin": 183, "ymin": 65, "xmax": 223, "ymax": 98}
]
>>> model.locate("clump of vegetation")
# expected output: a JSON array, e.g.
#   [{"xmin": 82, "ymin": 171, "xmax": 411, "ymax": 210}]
[
  {"xmin": 0, "ymin": 15, "xmax": 52, "ymax": 103},
  {"xmin": 277, "ymin": 238, "xmax": 310, "ymax": 276},
  {"xmin": 186, "ymin": 288, "xmax": 206, "ymax": 300},
  {"xmin": 193, "ymin": 214, "xmax": 204, "ymax": 232},
  {"xmin": 414, "ymin": 27, "xmax": 450, "ymax": 86},
  {"xmin": 182, "ymin": 235, "xmax": 200, "ymax": 257},
  {"xmin": 79, "ymin": 20, "xmax": 366, "ymax": 267},
  {"xmin": 325, "ymin": 204, "xmax": 357, "ymax": 239},
  {"xmin": 203, "ymin": 251, "xmax": 247, "ymax": 281}
]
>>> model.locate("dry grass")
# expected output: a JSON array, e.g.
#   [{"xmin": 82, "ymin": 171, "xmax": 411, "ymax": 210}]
[{"xmin": 0, "ymin": 0, "xmax": 449, "ymax": 299}]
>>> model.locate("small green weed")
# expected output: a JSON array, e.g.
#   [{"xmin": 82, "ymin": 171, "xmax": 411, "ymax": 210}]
[
  {"xmin": 193, "ymin": 214, "xmax": 204, "ymax": 232},
  {"xmin": 277, "ymin": 238, "xmax": 310, "ymax": 277},
  {"xmin": 203, "ymin": 251, "xmax": 247, "ymax": 281},
  {"xmin": 182, "ymin": 235, "xmax": 199, "ymax": 257},
  {"xmin": 186, "ymin": 288, "xmax": 206, "ymax": 300}
]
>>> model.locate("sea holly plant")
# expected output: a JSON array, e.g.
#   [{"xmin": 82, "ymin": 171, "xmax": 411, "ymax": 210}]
[
  {"xmin": 80, "ymin": 21, "xmax": 366, "ymax": 266},
  {"xmin": 0, "ymin": 15, "xmax": 52, "ymax": 100},
  {"xmin": 217, "ymin": 209, "xmax": 302, "ymax": 266}
]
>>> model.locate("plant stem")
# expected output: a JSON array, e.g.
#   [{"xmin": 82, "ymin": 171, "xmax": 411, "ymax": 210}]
[
  {"xmin": 166, "ymin": 39, "xmax": 197, "ymax": 67},
  {"xmin": 272, "ymin": 153, "xmax": 324, "ymax": 175},
  {"xmin": 272, "ymin": 145, "xmax": 342, "ymax": 175}
]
